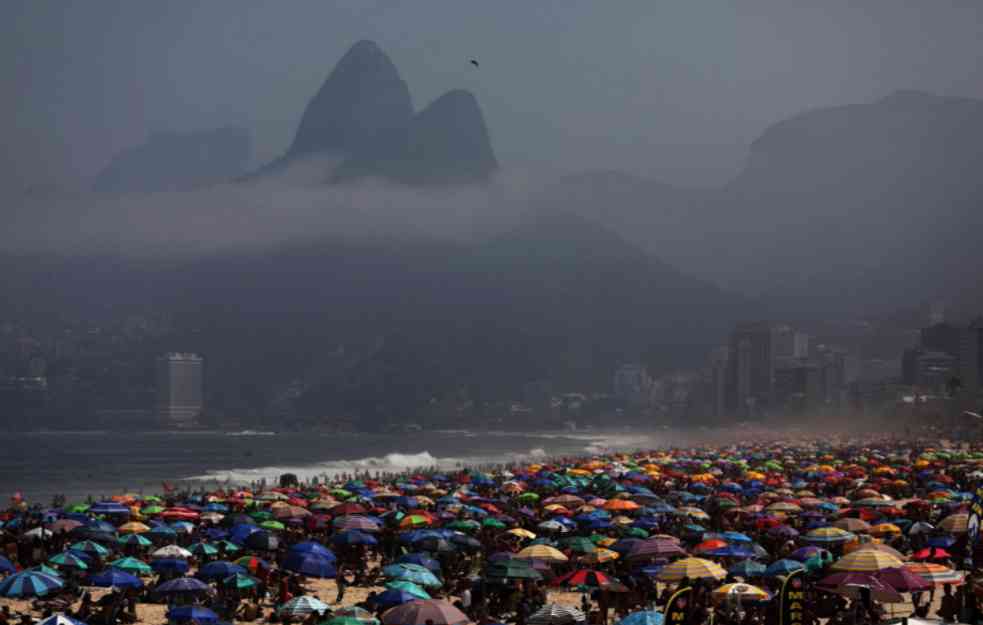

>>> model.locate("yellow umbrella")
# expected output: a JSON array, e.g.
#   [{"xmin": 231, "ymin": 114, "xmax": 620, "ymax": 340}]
[
  {"xmin": 507, "ymin": 528, "xmax": 537, "ymax": 540},
  {"xmin": 580, "ymin": 548, "xmax": 620, "ymax": 564},
  {"xmin": 766, "ymin": 502, "xmax": 802, "ymax": 513},
  {"xmin": 869, "ymin": 523, "xmax": 901, "ymax": 537},
  {"xmin": 711, "ymin": 583, "xmax": 771, "ymax": 604},
  {"xmin": 831, "ymin": 549, "xmax": 903, "ymax": 572},
  {"xmin": 118, "ymin": 522, "xmax": 150, "ymax": 534},
  {"xmin": 939, "ymin": 513, "xmax": 969, "ymax": 533},
  {"xmin": 657, "ymin": 558, "xmax": 726, "ymax": 582},
  {"xmin": 516, "ymin": 545, "xmax": 568, "ymax": 563},
  {"xmin": 679, "ymin": 507, "xmax": 710, "ymax": 521}
]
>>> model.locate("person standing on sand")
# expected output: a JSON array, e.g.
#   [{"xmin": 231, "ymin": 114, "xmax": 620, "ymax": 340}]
[{"xmin": 335, "ymin": 565, "xmax": 347, "ymax": 604}]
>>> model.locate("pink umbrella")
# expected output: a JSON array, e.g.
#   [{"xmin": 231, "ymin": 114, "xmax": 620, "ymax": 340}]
[
  {"xmin": 47, "ymin": 519, "xmax": 83, "ymax": 533},
  {"xmin": 875, "ymin": 567, "xmax": 932, "ymax": 593},
  {"xmin": 382, "ymin": 600, "xmax": 470, "ymax": 625},
  {"xmin": 817, "ymin": 572, "xmax": 904, "ymax": 604}
]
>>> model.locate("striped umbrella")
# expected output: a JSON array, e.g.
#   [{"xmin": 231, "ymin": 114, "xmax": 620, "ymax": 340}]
[
  {"xmin": 555, "ymin": 569, "xmax": 619, "ymax": 589},
  {"xmin": 278, "ymin": 596, "xmax": 330, "ymax": 618},
  {"xmin": 804, "ymin": 527, "xmax": 856, "ymax": 544},
  {"xmin": 656, "ymin": 558, "xmax": 726, "ymax": 582},
  {"xmin": 627, "ymin": 538, "xmax": 685, "ymax": 560},
  {"xmin": 109, "ymin": 557, "xmax": 152, "ymax": 576},
  {"xmin": 223, "ymin": 573, "xmax": 260, "ymax": 590},
  {"xmin": 118, "ymin": 533, "xmax": 152, "ymax": 548},
  {"xmin": 0, "ymin": 571, "xmax": 64, "ymax": 597},
  {"xmin": 37, "ymin": 615, "xmax": 87, "ymax": 625},
  {"xmin": 831, "ymin": 550, "xmax": 903, "ymax": 572},
  {"xmin": 527, "ymin": 604, "xmax": 586, "ymax": 625},
  {"xmin": 903, "ymin": 562, "xmax": 965, "ymax": 586},
  {"xmin": 939, "ymin": 513, "xmax": 969, "ymax": 533},
  {"xmin": 516, "ymin": 544, "xmax": 568, "ymax": 563},
  {"xmin": 333, "ymin": 606, "xmax": 381, "ymax": 625},
  {"xmin": 49, "ymin": 552, "xmax": 89, "ymax": 570},
  {"xmin": 70, "ymin": 541, "xmax": 110, "ymax": 557},
  {"xmin": 381, "ymin": 599, "xmax": 470, "ymax": 625}
]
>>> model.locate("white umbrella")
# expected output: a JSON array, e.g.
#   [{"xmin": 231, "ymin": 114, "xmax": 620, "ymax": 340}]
[
  {"xmin": 24, "ymin": 527, "xmax": 53, "ymax": 539},
  {"xmin": 152, "ymin": 545, "xmax": 192, "ymax": 559},
  {"xmin": 529, "ymin": 604, "xmax": 586, "ymax": 625}
]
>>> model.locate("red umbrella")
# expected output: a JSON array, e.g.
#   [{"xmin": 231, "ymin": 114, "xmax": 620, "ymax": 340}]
[
  {"xmin": 330, "ymin": 503, "xmax": 367, "ymax": 516},
  {"xmin": 554, "ymin": 569, "xmax": 617, "ymax": 588},
  {"xmin": 381, "ymin": 600, "xmax": 470, "ymax": 625},
  {"xmin": 912, "ymin": 547, "xmax": 952, "ymax": 561}
]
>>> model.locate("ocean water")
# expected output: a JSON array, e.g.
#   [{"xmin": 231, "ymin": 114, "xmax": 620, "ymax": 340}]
[{"xmin": 0, "ymin": 429, "xmax": 658, "ymax": 505}]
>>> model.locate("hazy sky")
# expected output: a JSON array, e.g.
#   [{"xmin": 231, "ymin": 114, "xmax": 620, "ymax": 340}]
[{"xmin": 4, "ymin": 0, "xmax": 982, "ymax": 190}]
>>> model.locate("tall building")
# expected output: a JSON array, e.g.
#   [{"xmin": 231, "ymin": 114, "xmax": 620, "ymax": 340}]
[
  {"xmin": 613, "ymin": 363, "xmax": 652, "ymax": 408},
  {"xmin": 156, "ymin": 353, "xmax": 203, "ymax": 427},
  {"xmin": 961, "ymin": 317, "xmax": 983, "ymax": 400},
  {"xmin": 727, "ymin": 322, "xmax": 775, "ymax": 417}
]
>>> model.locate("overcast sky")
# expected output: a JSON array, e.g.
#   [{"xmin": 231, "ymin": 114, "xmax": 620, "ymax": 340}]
[{"xmin": 4, "ymin": 0, "xmax": 982, "ymax": 190}]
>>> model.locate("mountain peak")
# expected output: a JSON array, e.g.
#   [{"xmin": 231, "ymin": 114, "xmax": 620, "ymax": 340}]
[{"xmin": 286, "ymin": 40, "xmax": 413, "ymax": 159}]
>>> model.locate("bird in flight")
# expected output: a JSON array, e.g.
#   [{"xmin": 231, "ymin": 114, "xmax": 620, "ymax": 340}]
[{"xmin": 470, "ymin": 59, "xmax": 479, "ymax": 68}]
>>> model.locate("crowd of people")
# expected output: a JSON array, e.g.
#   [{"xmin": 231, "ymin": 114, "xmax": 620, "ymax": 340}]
[{"xmin": 2, "ymin": 434, "xmax": 983, "ymax": 625}]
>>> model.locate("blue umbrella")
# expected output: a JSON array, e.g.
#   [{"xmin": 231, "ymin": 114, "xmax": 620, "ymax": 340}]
[
  {"xmin": 151, "ymin": 558, "xmax": 190, "ymax": 574},
  {"xmin": 370, "ymin": 589, "xmax": 424, "ymax": 609},
  {"xmin": 397, "ymin": 554, "xmax": 441, "ymax": 572},
  {"xmin": 289, "ymin": 541, "xmax": 336, "ymax": 561},
  {"xmin": 926, "ymin": 535, "xmax": 957, "ymax": 548},
  {"xmin": 244, "ymin": 531, "xmax": 279, "ymax": 551},
  {"xmin": 229, "ymin": 523, "xmax": 260, "ymax": 545},
  {"xmin": 616, "ymin": 612, "xmax": 665, "ymax": 625},
  {"xmin": 332, "ymin": 530, "xmax": 377, "ymax": 546},
  {"xmin": 0, "ymin": 556, "xmax": 16, "ymax": 574},
  {"xmin": 765, "ymin": 559, "xmax": 805, "ymax": 577},
  {"xmin": 88, "ymin": 569, "xmax": 143, "ymax": 589},
  {"xmin": 198, "ymin": 561, "xmax": 247, "ymax": 581},
  {"xmin": 37, "ymin": 615, "xmax": 88, "ymax": 625},
  {"xmin": 728, "ymin": 560, "xmax": 766, "ymax": 578},
  {"xmin": 0, "ymin": 571, "xmax": 64, "ymax": 597},
  {"xmin": 166, "ymin": 606, "xmax": 219, "ymax": 624},
  {"xmin": 156, "ymin": 576, "xmax": 210, "ymax": 594},
  {"xmin": 282, "ymin": 552, "xmax": 337, "ymax": 578},
  {"xmin": 89, "ymin": 502, "xmax": 130, "ymax": 516}
]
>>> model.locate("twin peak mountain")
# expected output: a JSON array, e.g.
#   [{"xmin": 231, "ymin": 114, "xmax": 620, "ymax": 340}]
[{"xmin": 258, "ymin": 40, "xmax": 498, "ymax": 186}]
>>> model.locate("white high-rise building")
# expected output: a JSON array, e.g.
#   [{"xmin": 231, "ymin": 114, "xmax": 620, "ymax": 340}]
[{"xmin": 156, "ymin": 353, "xmax": 203, "ymax": 427}]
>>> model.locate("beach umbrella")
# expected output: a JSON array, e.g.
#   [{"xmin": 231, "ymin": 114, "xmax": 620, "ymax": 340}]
[
  {"xmin": 527, "ymin": 604, "xmax": 586, "ymax": 625},
  {"xmin": 875, "ymin": 567, "xmax": 932, "ymax": 592},
  {"xmin": 333, "ymin": 530, "xmax": 378, "ymax": 547},
  {"xmin": 166, "ymin": 606, "xmax": 218, "ymax": 624},
  {"xmin": 87, "ymin": 569, "xmax": 143, "ymax": 589},
  {"xmin": 109, "ymin": 557, "xmax": 152, "ymax": 576},
  {"xmin": 711, "ymin": 583, "xmax": 771, "ymax": 603},
  {"xmin": 199, "ymin": 561, "xmax": 247, "ymax": 581},
  {"xmin": 833, "ymin": 518, "xmax": 870, "ymax": 533},
  {"xmin": 0, "ymin": 556, "xmax": 15, "ymax": 575},
  {"xmin": 938, "ymin": 513, "xmax": 968, "ymax": 533},
  {"xmin": 282, "ymin": 552, "xmax": 337, "ymax": 578},
  {"xmin": 372, "ymin": 589, "xmax": 428, "ymax": 609},
  {"xmin": 384, "ymin": 581, "xmax": 431, "ymax": 600},
  {"xmin": 245, "ymin": 530, "xmax": 279, "ymax": 551},
  {"xmin": 554, "ymin": 569, "xmax": 618, "ymax": 589},
  {"xmin": 188, "ymin": 542, "xmax": 219, "ymax": 557},
  {"xmin": 279, "ymin": 596, "xmax": 330, "ymax": 618},
  {"xmin": 70, "ymin": 541, "xmax": 110, "ymax": 557},
  {"xmin": 656, "ymin": 558, "xmax": 726, "ymax": 582},
  {"xmin": 156, "ymin": 576, "xmax": 210, "ymax": 594},
  {"xmin": 626, "ymin": 538, "xmax": 684, "ymax": 560},
  {"xmin": 397, "ymin": 554, "xmax": 441, "ymax": 572},
  {"xmin": 36, "ymin": 615, "xmax": 87, "ymax": 625},
  {"xmin": 728, "ymin": 560, "xmax": 766, "ymax": 578},
  {"xmin": 48, "ymin": 552, "xmax": 89, "ymax": 570},
  {"xmin": 816, "ymin": 572, "xmax": 905, "ymax": 604},
  {"xmin": 150, "ymin": 558, "xmax": 189, "ymax": 575},
  {"xmin": 517, "ymin": 545, "xmax": 568, "ymax": 563},
  {"xmin": 381, "ymin": 599, "xmax": 470, "ymax": 625},
  {"xmin": 903, "ymin": 562, "xmax": 965, "ymax": 585},
  {"xmin": 0, "ymin": 570, "xmax": 64, "ymax": 597},
  {"xmin": 912, "ymin": 547, "xmax": 952, "ymax": 561},
  {"xmin": 615, "ymin": 611, "xmax": 664, "ymax": 625},
  {"xmin": 764, "ymin": 559, "xmax": 804, "ymax": 577},
  {"xmin": 486, "ymin": 560, "xmax": 543, "ymax": 581},
  {"xmin": 117, "ymin": 533, "xmax": 152, "ymax": 548},
  {"xmin": 290, "ymin": 541, "xmax": 336, "ymax": 560},
  {"xmin": 222, "ymin": 573, "xmax": 259, "ymax": 590},
  {"xmin": 383, "ymin": 564, "xmax": 443, "ymax": 588},
  {"xmin": 334, "ymin": 515, "xmax": 380, "ymax": 532},
  {"xmin": 831, "ymin": 550, "xmax": 903, "ymax": 572},
  {"xmin": 804, "ymin": 527, "xmax": 855, "ymax": 544},
  {"xmin": 152, "ymin": 545, "xmax": 191, "ymax": 559},
  {"xmin": 118, "ymin": 522, "xmax": 150, "ymax": 534},
  {"xmin": 47, "ymin": 519, "xmax": 83, "ymax": 534},
  {"xmin": 331, "ymin": 607, "xmax": 381, "ymax": 625},
  {"xmin": 416, "ymin": 537, "xmax": 453, "ymax": 553}
]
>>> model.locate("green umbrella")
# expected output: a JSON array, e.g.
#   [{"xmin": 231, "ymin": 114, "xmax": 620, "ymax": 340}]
[
  {"xmin": 517, "ymin": 493, "xmax": 540, "ymax": 503},
  {"xmin": 260, "ymin": 520, "xmax": 285, "ymax": 531},
  {"xmin": 250, "ymin": 511, "xmax": 273, "ymax": 521},
  {"xmin": 215, "ymin": 540, "xmax": 241, "ymax": 553},
  {"xmin": 142, "ymin": 506, "xmax": 164, "ymax": 515},
  {"xmin": 71, "ymin": 541, "xmax": 110, "ymax": 557},
  {"xmin": 482, "ymin": 518, "xmax": 506, "ymax": 530},
  {"xmin": 30, "ymin": 565, "xmax": 62, "ymax": 578},
  {"xmin": 622, "ymin": 527, "xmax": 649, "ymax": 539},
  {"xmin": 223, "ymin": 573, "xmax": 259, "ymax": 589},
  {"xmin": 118, "ymin": 534, "xmax": 152, "ymax": 548},
  {"xmin": 446, "ymin": 520, "xmax": 480, "ymax": 533},
  {"xmin": 49, "ymin": 553, "xmax": 88, "ymax": 570},
  {"xmin": 67, "ymin": 504, "xmax": 90, "ymax": 513},
  {"xmin": 110, "ymin": 557, "xmax": 153, "ymax": 576},
  {"xmin": 189, "ymin": 542, "xmax": 219, "ymax": 556},
  {"xmin": 383, "ymin": 580, "xmax": 431, "ymax": 599},
  {"xmin": 562, "ymin": 537, "xmax": 596, "ymax": 554}
]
